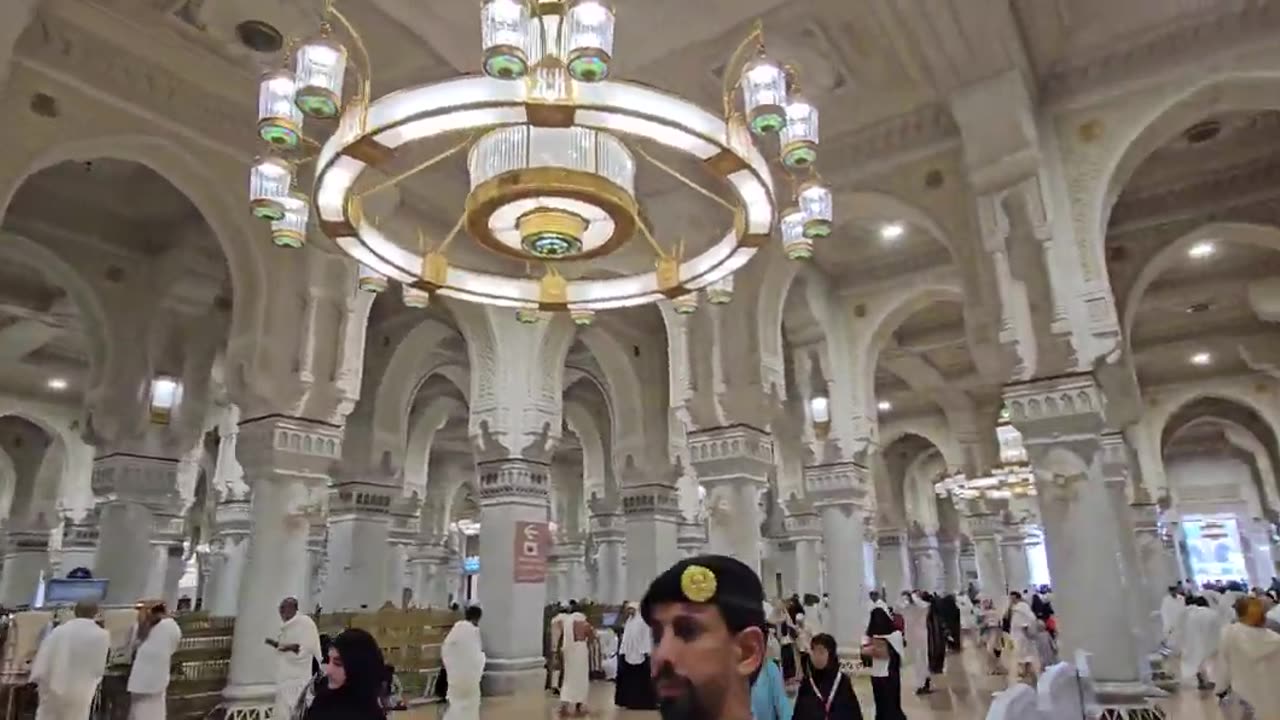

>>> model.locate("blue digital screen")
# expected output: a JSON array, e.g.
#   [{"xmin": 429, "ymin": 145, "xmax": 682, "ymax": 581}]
[
  {"xmin": 43, "ymin": 579, "xmax": 109, "ymax": 605},
  {"xmin": 462, "ymin": 556, "xmax": 480, "ymax": 574}
]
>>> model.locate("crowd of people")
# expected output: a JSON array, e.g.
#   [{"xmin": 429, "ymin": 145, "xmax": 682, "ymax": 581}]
[{"xmin": 1159, "ymin": 578, "xmax": 1280, "ymax": 717}]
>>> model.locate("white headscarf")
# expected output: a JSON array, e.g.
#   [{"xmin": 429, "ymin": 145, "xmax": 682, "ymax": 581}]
[{"xmin": 620, "ymin": 602, "xmax": 653, "ymax": 665}]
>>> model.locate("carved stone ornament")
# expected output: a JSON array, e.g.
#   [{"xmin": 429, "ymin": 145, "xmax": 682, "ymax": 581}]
[
  {"xmin": 1003, "ymin": 373, "xmax": 1108, "ymax": 444},
  {"xmin": 803, "ymin": 461, "xmax": 870, "ymax": 509}
]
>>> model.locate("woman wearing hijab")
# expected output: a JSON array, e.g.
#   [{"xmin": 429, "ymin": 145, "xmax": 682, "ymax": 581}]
[
  {"xmin": 864, "ymin": 608, "xmax": 906, "ymax": 720},
  {"xmin": 793, "ymin": 633, "xmax": 862, "ymax": 720},
  {"xmin": 614, "ymin": 603, "xmax": 657, "ymax": 709},
  {"xmin": 295, "ymin": 628, "xmax": 387, "ymax": 720}
]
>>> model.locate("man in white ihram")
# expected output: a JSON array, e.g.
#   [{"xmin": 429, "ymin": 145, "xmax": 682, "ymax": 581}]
[
  {"xmin": 265, "ymin": 597, "xmax": 322, "ymax": 720},
  {"xmin": 441, "ymin": 605, "xmax": 485, "ymax": 720},
  {"xmin": 30, "ymin": 600, "xmax": 110, "ymax": 720},
  {"xmin": 126, "ymin": 602, "xmax": 182, "ymax": 720}
]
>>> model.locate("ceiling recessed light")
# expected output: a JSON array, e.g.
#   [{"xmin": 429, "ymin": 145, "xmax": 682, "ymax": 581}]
[
  {"xmin": 1187, "ymin": 241, "xmax": 1216, "ymax": 259},
  {"xmin": 879, "ymin": 222, "xmax": 905, "ymax": 241},
  {"xmin": 47, "ymin": 378, "xmax": 68, "ymax": 391},
  {"xmin": 1190, "ymin": 352, "xmax": 1212, "ymax": 366},
  {"xmin": 877, "ymin": 400, "xmax": 892, "ymax": 411}
]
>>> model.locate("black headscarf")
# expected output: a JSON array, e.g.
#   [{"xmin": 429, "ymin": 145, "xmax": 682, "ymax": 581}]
[
  {"xmin": 795, "ymin": 633, "xmax": 862, "ymax": 720},
  {"xmin": 305, "ymin": 628, "xmax": 386, "ymax": 720},
  {"xmin": 866, "ymin": 608, "xmax": 896, "ymax": 637},
  {"xmin": 808, "ymin": 633, "xmax": 840, "ymax": 694}
]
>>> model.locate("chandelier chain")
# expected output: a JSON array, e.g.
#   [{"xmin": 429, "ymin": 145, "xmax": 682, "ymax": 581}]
[
  {"xmin": 330, "ymin": 7, "xmax": 373, "ymax": 106},
  {"xmin": 626, "ymin": 141, "xmax": 737, "ymax": 214},
  {"xmin": 721, "ymin": 20, "xmax": 766, "ymax": 117}
]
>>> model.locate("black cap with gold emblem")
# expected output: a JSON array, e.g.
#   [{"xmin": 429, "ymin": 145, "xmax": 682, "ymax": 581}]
[{"xmin": 640, "ymin": 554, "xmax": 767, "ymax": 633}]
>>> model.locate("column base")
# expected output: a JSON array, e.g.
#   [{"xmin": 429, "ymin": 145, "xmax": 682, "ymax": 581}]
[
  {"xmin": 219, "ymin": 682, "xmax": 274, "ymax": 719},
  {"xmin": 481, "ymin": 656, "xmax": 546, "ymax": 695},
  {"xmin": 1094, "ymin": 681, "xmax": 1168, "ymax": 720}
]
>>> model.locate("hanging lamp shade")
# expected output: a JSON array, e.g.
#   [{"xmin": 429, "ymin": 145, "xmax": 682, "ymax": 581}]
[
  {"xmin": 249, "ymin": 156, "xmax": 294, "ymax": 221},
  {"xmin": 780, "ymin": 93, "xmax": 819, "ymax": 170},
  {"xmin": 781, "ymin": 206, "xmax": 810, "ymax": 260},
  {"xmin": 294, "ymin": 35, "xmax": 348, "ymax": 119},
  {"xmin": 740, "ymin": 54, "xmax": 787, "ymax": 136},
  {"xmin": 515, "ymin": 307, "xmax": 544, "ymax": 324},
  {"xmin": 270, "ymin": 191, "xmax": 309, "ymax": 248},
  {"xmin": 482, "ymin": 0, "xmax": 532, "ymax": 80},
  {"xmin": 798, "ymin": 181, "xmax": 831, "ymax": 239},
  {"xmin": 358, "ymin": 265, "xmax": 388, "ymax": 293},
  {"xmin": 571, "ymin": 309, "xmax": 596, "ymax": 326},
  {"xmin": 564, "ymin": 0, "xmax": 615, "ymax": 82},
  {"xmin": 257, "ymin": 69, "xmax": 303, "ymax": 149},
  {"xmin": 672, "ymin": 292, "xmax": 699, "ymax": 315},
  {"xmin": 706, "ymin": 274, "xmax": 734, "ymax": 304},
  {"xmin": 402, "ymin": 286, "xmax": 431, "ymax": 308}
]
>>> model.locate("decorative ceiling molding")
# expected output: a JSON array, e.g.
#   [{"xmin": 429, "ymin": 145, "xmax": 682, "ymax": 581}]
[
  {"xmin": 1042, "ymin": 2, "xmax": 1280, "ymax": 109},
  {"xmin": 1110, "ymin": 155, "xmax": 1280, "ymax": 231}
]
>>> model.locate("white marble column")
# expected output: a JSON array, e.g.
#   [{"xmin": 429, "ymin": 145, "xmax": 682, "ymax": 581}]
[
  {"xmin": 958, "ymin": 540, "xmax": 978, "ymax": 590},
  {"xmin": 589, "ymin": 498, "xmax": 625, "ymax": 605},
  {"xmin": 408, "ymin": 540, "xmax": 452, "ymax": 608},
  {"xmin": 206, "ymin": 497, "xmax": 252, "ymax": 615},
  {"xmin": 476, "ymin": 457, "xmax": 552, "ymax": 694},
  {"xmin": 938, "ymin": 538, "xmax": 962, "ymax": 593},
  {"xmin": 1130, "ymin": 500, "xmax": 1169, "ymax": 643},
  {"xmin": 805, "ymin": 462, "xmax": 870, "ymax": 668},
  {"xmin": 908, "ymin": 533, "xmax": 944, "ymax": 593},
  {"xmin": 551, "ymin": 536, "xmax": 588, "ymax": 601},
  {"xmin": 0, "ymin": 528, "xmax": 49, "ymax": 605},
  {"xmin": 875, "ymin": 529, "xmax": 912, "ymax": 598},
  {"xmin": 690, "ymin": 426, "xmax": 772, "ymax": 574},
  {"xmin": 304, "ymin": 520, "xmax": 327, "ymax": 611},
  {"xmin": 676, "ymin": 519, "xmax": 708, "ymax": 559},
  {"xmin": 222, "ymin": 417, "xmax": 337, "ymax": 714},
  {"xmin": 91, "ymin": 455, "xmax": 183, "ymax": 605},
  {"xmin": 322, "ymin": 480, "xmax": 394, "ymax": 610},
  {"xmin": 967, "ymin": 514, "xmax": 1006, "ymax": 596},
  {"xmin": 999, "ymin": 528, "xmax": 1033, "ymax": 593},
  {"xmin": 784, "ymin": 500, "xmax": 823, "ymax": 597},
  {"xmin": 622, "ymin": 481, "xmax": 681, "ymax": 600},
  {"xmin": 1006, "ymin": 377, "xmax": 1159, "ymax": 706},
  {"xmin": 385, "ymin": 499, "xmax": 419, "ymax": 606},
  {"xmin": 863, "ymin": 530, "xmax": 878, "ymax": 592},
  {"xmin": 1244, "ymin": 518, "xmax": 1275, "ymax": 587},
  {"xmin": 58, "ymin": 511, "xmax": 99, "ymax": 576}
]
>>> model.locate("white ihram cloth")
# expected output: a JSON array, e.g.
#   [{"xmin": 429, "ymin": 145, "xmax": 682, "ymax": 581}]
[
  {"xmin": 599, "ymin": 630, "xmax": 618, "ymax": 680},
  {"xmin": 1008, "ymin": 600, "xmax": 1037, "ymax": 665},
  {"xmin": 1215, "ymin": 622, "xmax": 1280, "ymax": 718},
  {"xmin": 31, "ymin": 618, "xmax": 110, "ymax": 720},
  {"xmin": 957, "ymin": 595, "xmax": 976, "ymax": 631},
  {"xmin": 558, "ymin": 612, "xmax": 591, "ymax": 705},
  {"xmin": 900, "ymin": 598, "xmax": 930, "ymax": 689},
  {"xmin": 1175, "ymin": 605, "xmax": 1221, "ymax": 684},
  {"xmin": 273, "ymin": 614, "xmax": 322, "ymax": 720},
  {"xmin": 442, "ymin": 620, "xmax": 486, "ymax": 720},
  {"xmin": 127, "ymin": 617, "xmax": 182, "ymax": 720},
  {"xmin": 1160, "ymin": 594, "xmax": 1185, "ymax": 649}
]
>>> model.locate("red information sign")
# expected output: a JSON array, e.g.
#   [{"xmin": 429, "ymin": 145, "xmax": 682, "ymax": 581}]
[{"xmin": 513, "ymin": 521, "xmax": 549, "ymax": 583}]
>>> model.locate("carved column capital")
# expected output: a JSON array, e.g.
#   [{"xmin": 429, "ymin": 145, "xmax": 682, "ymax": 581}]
[
  {"xmin": 621, "ymin": 482, "xmax": 682, "ymax": 519},
  {"xmin": 803, "ymin": 461, "xmax": 871, "ymax": 510},
  {"xmin": 476, "ymin": 457, "xmax": 551, "ymax": 506},
  {"xmin": 688, "ymin": 424, "xmax": 774, "ymax": 484}
]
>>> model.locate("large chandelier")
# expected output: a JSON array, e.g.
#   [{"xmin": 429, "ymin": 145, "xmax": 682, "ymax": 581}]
[
  {"xmin": 246, "ymin": 1, "xmax": 832, "ymax": 323},
  {"xmin": 935, "ymin": 424, "xmax": 1036, "ymax": 501}
]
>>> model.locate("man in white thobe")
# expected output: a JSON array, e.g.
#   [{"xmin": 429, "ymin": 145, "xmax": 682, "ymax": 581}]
[
  {"xmin": 557, "ymin": 600, "xmax": 591, "ymax": 714},
  {"xmin": 266, "ymin": 597, "xmax": 321, "ymax": 720},
  {"xmin": 1174, "ymin": 596, "xmax": 1220, "ymax": 689},
  {"xmin": 1160, "ymin": 586, "xmax": 1186, "ymax": 650},
  {"xmin": 442, "ymin": 606, "xmax": 486, "ymax": 720},
  {"xmin": 1008, "ymin": 592, "xmax": 1038, "ymax": 680},
  {"xmin": 31, "ymin": 601, "xmax": 110, "ymax": 720},
  {"xmin": 126, "ymin": 603, "xmax": 182, "ymax": 720}
]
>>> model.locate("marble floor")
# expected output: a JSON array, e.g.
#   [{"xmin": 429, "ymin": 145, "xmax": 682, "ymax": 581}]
[{"xmin": 400, "ymin": 648, "xmax": 1220, "ymax": 719}]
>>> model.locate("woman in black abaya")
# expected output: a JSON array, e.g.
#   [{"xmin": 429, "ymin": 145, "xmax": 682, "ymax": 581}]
[{"xmin": 793, "ymin": 634, "xmax": 862, "ymax": 720}]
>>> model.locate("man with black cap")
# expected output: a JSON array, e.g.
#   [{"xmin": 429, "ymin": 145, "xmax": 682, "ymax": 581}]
[{"xmin": 641, "ymin": 554, "xmax": 767, "ymax": 720}]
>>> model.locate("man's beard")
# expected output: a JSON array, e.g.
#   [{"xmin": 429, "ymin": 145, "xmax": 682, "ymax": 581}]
[{"xmin": 653, "ymin": 662, "xmax": 717, "ymax": 720}]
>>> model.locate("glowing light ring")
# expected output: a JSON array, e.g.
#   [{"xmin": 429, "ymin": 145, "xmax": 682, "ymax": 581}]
[{"xmin": 314, "ymin": 75, "xmax": 776, "ymax": 310}]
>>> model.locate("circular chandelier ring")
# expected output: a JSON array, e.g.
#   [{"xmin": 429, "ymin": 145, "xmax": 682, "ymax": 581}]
[{"xmin": 313, "ymin": 75, "xmax": 777, "ymax": 311}]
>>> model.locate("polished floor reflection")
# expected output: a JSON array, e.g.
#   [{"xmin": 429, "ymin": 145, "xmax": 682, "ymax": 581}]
[{"xmin": 400, "ymin": 647, "xmax": 1219, "ymax": 719}]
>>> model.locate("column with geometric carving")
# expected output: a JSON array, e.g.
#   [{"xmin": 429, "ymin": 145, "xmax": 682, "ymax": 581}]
[
  {"xmin": 321, "ymin": 479, "xmax": 394, "ymax": 610},
  {"xmin": 937, "ymin": 535, "xmax": 962, "ymax": 594},
  {"xmin": 783, "ymin": 497, "xmax": 823, "ymax": 597},
  {"xmin": 588, "ymin": 495, "xmax": 625, "ymax": 604},
  {"xmin": 221, "ymin": 417, "xmax": 340, "ymax": 716},
  {"xmin": 622, "ymin": 474, "xmax": 681, "ymax": 600},
  {"xmin": 964, "ymin": 509, "xmax": 1006, "ymax": 596},
  {"xmin": 676, "ymin": 519, "xmax": 708, "ymax": 558},
  {"xmin": 385, "ymin": 497, "xmax": 419, "ymax": 606},
  {"xmin": 689, "ymin": 425, "xmax": 772, "ymax": 574},
  {"xmin": 999, "ymin": 525, "xmax": 1033, "ymax": 594},
  {"xmin": 205, "ymin": 494, "xmax": 252, "ymax": 616},
  {"xmin": 908, "ymin": 531, "xmax": 944, "ymax": 594},
  {"xmin": 90, "ymin": 456, "xmax": 185, "ymax": 605},
  {"xmin": 875, "ymin": 528, "xmax": 911, "ymax": 599},
  {"xmin": 58, "ymin": 509, "xmax": 100, "ymax": 576},
  {"xmin": 1005, "ymin": 376, "xmax": 1163, "ymax": 715},
  {"xmin": 805, "ymin": 461, "xmax": 871, "ymax": 667}
]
